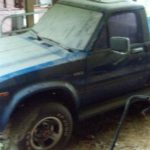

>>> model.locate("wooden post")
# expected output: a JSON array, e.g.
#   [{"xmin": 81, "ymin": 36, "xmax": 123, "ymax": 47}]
[
  {"xmin": 24, "ymin": 0, "xmax": 34, "ymax": 28},
  {"xmin": 3, "ymin": 0, "xmax": 7, "ymax": 8},
  {"xmin": 53, "ymin": 0, "xmax": 58, "ymax": 4}
]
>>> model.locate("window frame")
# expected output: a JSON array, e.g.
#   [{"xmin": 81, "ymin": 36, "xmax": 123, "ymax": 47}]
[{"xmin": 92, "ymin": 10, "xmax": 144, "ymax": 51}]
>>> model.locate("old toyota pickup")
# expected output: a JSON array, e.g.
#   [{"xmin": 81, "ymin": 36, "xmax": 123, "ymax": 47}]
[{"xmin": 0, "ymin": 0, "xmax": 150, "ymax": 149}]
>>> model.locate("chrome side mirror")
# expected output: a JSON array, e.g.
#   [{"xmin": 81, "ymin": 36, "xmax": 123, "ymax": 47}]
[{"xmin": 110, "ymin": 37, "xmax": 130, "ymax": 54}]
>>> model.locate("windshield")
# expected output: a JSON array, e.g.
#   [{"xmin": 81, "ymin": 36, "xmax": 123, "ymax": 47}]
[{"xmin": 33, "ymin": 4, "xmax": 103, "ymax": 50}]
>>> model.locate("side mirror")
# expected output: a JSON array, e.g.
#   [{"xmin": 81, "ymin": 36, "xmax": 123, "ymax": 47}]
[{"xmin": 110, "ymin": 37, "xmax": 130, "ymax": 54}]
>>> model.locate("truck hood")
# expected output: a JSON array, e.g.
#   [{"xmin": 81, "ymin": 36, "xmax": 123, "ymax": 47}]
[{"xmin": 0, "ymin": 34, "xmax": 85, "ymax": 83}]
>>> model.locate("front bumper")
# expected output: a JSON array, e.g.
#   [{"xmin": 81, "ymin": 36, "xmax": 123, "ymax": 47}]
[
  {"xmin": 0, "ymin": 139, "xmax": 10, "ymax": 150},
  {"xmin": 0, "ymin": 132, "xmax": 8, "ymax": 140},
  {"xmin": 0, "ymin": 131, "xmax": 10, "ymax": 150},
  {"xmin": 0, "ymin": 95, "xmax": 12, "ymax": 133},
  {"xmin": 0, "ymin": 142, "xmax": 4, "ymax": 150}
]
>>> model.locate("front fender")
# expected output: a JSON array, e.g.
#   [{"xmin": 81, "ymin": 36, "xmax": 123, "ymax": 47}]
[{"xmin": 0, "ymin": 81, "xmax": 79, "ymax": 131}]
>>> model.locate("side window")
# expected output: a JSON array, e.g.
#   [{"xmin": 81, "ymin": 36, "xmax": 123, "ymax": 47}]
[
  {"xmin": 108, "ymin": 12, "xmax": 141, "ymax": 43},
  {"xmin": 93, "ymin": 12, "xmax": 142, "ymax": 51}
]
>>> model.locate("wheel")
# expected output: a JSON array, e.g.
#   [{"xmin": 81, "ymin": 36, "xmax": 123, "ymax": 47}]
[{"xmin": 8, "ymin": 102, "xmax": 73, "ymax": 150}]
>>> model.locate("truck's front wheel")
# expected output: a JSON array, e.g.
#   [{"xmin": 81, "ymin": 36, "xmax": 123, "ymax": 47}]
[{"xmin": 9, "ymin": 102, "xmax": 73, "ymax": 150}]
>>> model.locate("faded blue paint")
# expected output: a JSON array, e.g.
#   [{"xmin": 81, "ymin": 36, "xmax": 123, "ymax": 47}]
[
  {"xmin": 0, "ymin": 33, "xmax": 86, "ymax": 83},
  {"xmin": 0, "ymin": 49, "xmax": 86, "ymax": 83}
]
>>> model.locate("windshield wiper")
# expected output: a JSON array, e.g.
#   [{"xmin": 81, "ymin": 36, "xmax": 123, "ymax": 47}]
[
  {"xmin": 30, "ymin": 29, "xmax": 73, "ymax": 52},
  {"xmin": 40, "ymin": 37, "xmax": 74, "ymax": 52},
  {"xmin": 30, "ymin": 29, "xmax": 42, "ymax": 41}
]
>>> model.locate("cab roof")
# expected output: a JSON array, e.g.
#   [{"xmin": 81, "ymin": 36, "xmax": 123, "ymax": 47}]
[{"xmin": 59, "ymin": 0, "xmax": 144, "ymax": 13}]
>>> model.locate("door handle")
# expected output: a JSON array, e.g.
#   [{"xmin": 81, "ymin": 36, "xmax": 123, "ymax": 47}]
[{"xmin": 131, "ymin": 47, "xmax": 144, "ymax": 54}]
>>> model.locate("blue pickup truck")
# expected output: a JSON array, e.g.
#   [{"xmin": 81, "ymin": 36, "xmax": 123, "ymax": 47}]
[{"xmin": 0, "ymin": 0, "xmax": 150, "ymax": 149}]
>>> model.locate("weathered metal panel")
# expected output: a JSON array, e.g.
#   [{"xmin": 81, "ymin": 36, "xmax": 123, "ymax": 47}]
[
  {"xmin": 0, "ymin": 33, "xmax": 67, "ymax": 78},
  {"xmin": 0, "ymin": 32, "xmax": 86, "ymax": 82}
]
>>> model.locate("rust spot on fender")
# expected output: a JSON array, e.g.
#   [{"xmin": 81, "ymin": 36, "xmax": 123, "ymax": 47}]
[{"xmin": 0, "ymin": 92, "xmax": 9, "ymax": 97}]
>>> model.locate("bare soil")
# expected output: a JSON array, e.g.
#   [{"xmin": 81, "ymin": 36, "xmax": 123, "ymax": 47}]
[{"xmin": 68, "ymin": 103, "xmax": 150, "ymax": 150}]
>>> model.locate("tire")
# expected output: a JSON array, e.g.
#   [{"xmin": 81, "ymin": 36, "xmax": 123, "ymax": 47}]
[{"xmin": 8, "ymin": 102, "xmax": 73, "ymax": 150}]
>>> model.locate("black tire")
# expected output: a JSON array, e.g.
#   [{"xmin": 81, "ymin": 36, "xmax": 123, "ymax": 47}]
[{"xmin": 8, "ymin": 102, "xmax": 73, "ymax": 150}]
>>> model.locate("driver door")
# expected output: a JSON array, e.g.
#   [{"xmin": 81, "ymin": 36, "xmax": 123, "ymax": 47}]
[{"xmin": 84, "ymin": 11, "xmax": 148, "ymax": 105}]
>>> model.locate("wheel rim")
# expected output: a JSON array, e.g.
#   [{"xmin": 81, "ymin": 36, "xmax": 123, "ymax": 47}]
[{"xmin": 30, "ymin": 116, "xmax": 63, "ymax": 150}]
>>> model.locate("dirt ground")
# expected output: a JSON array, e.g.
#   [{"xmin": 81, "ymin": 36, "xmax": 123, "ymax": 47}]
[
  {"xmin": 67, "ymin": 103, "xmax": 150, "ymax": 150},
  {"xmin": 3, "ymin": 103, "xmax": 150, "ymax": 150}
]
